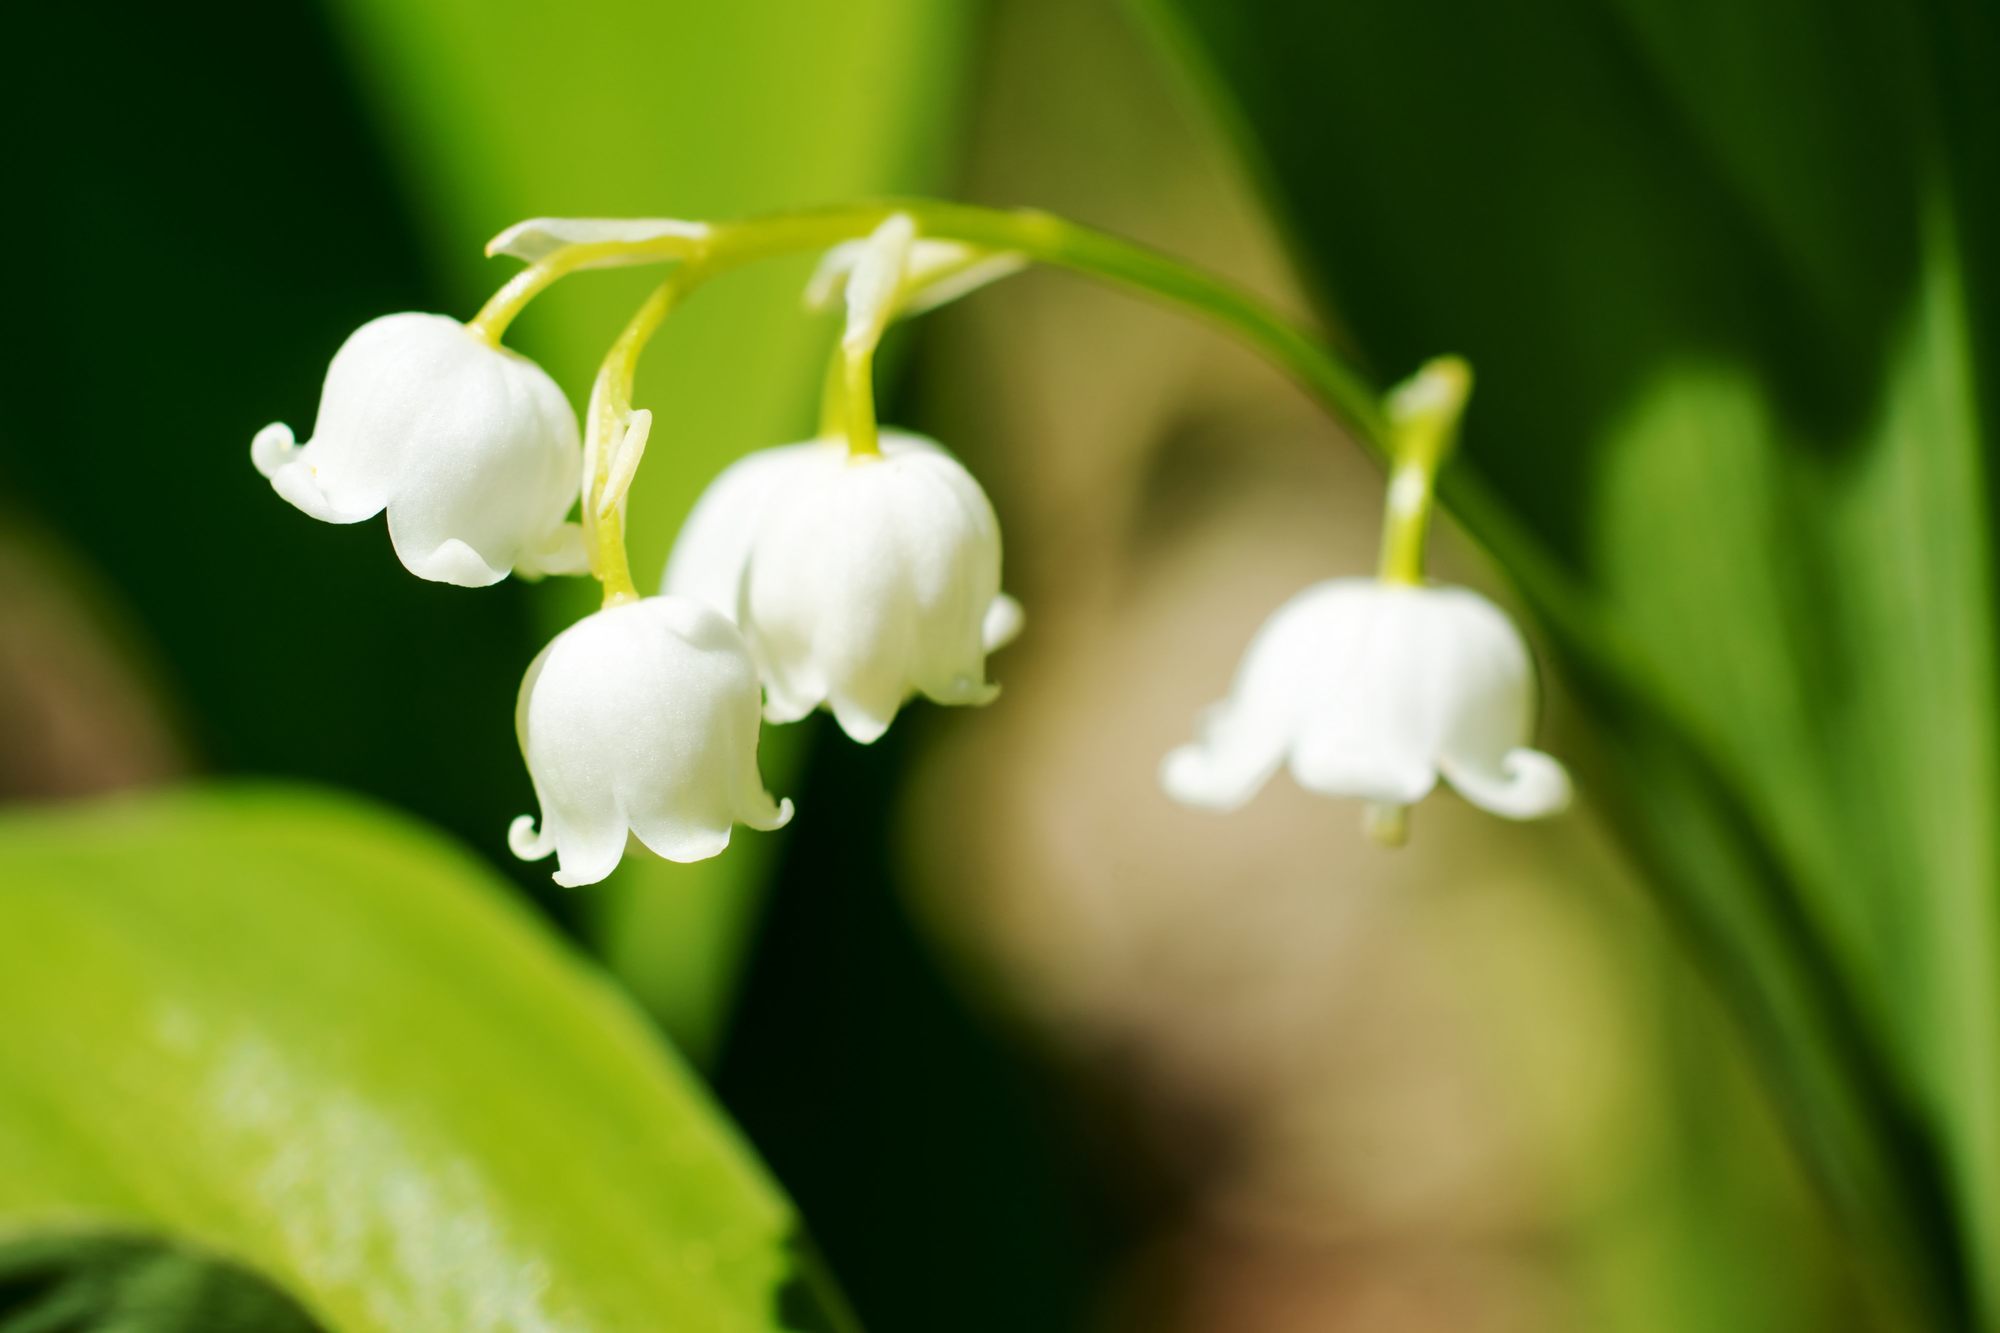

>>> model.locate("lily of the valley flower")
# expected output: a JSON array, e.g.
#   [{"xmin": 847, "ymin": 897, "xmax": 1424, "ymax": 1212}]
[
  {"xmin": 1162, "ymin": 356, "xmax": 1570, "ymax": 838},
  {"xmin": 509, "ymin": 595, "xmax": 792, "ymax": 887},
  {"xmin": 252, "ymin": 313, "xmax": 585, "ymax": 586},
  {"xmin": 663, "ymin": 432, "xmax": 1020, "ymax": 743},
  {"xmin": 1161, "ymin": 578, "xmax": 1571, "ymax": 822}
]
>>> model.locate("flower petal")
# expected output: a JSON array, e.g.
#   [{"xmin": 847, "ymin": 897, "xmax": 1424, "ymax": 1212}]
[
  {"xmin": 515, "ymin": 522, "xmax": 589, "ymax": 580},
  {"xmin": 1440, "ymin": 747, "xmax": 1572, "ymax": 819},
  {"xmin": 826, "ymin": 682, "xmax": 907, "ymax": 745},
  {"xmin": 1288, "ymin": 736, "xmax": 1439, "ymax": 806},
  {"xmin": 386, "ymin": 530, "xmax": 510, "ymax": 588},
  {"xmin": 548, "ymin": 818, "xmax": 635, "ymax": 889},
  {"xmin": 507, "ymin": 813, "xmax": 557, "ymax": 862},
  {"xmin": 250, "ymin": 422, "xmax": 300, "ymax": 480},
  {"xmin": 662, "ymin": 440, "xmax": 831, "ymax": 622},
  {"xmin": 982, "ymin": 594, "xmax": 1025, "ymax": 652},
  {"xmin": 253, "ymin": 423, "xmax": 385, "ymax": 524},
  {"xmin": 263, "ymin": 454, "xmax": 386, "ymax": 524},
  {"xmin": 1159, "ymin": 700, "xmax": 1291, "ymax": 811}
]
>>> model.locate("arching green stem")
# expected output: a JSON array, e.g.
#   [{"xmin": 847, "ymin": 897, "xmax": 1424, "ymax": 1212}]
[{"xmin": 482, "ymin": 199, "xmax": 1422, "ymax": 606}]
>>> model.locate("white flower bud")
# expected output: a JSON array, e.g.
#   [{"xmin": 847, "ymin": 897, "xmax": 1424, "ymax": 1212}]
[
  {"xmin": 486, "ymin": 216, "xmax": 710, "ymax": 267},
  {"xmin": 509, "ymin": 596, "xmax": 793, "ymax": 887},
  {"xmin": 1162, "ymin": 579, "xmax": 1570, "ymax": 821},
  {"xmin": 804, "ymin": 232, "xmax": 1026, "ymax": 321},
  {"xmin": 663, "ymin": 433, "xmax": 1022, "ymax": 743},
  {"xmin": 251, "ymin": 313, "xmax": 586, "ymax": 587}
]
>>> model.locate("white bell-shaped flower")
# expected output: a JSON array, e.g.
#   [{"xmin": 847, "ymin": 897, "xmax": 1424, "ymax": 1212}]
[
  {"xmin": 663, "ymin": 432, "xmax": 1021, "ymax": 743},
  {"xmin": 251, "ymin": 312, "xmax": 586, "ymax": 586},
  {"xmin": 509, "ymin": 595, "xmax": 793, "ymax": 887},
  {"xmin": 1162, "ymin": 578, "xmax": 1570, "ymax": 822}
]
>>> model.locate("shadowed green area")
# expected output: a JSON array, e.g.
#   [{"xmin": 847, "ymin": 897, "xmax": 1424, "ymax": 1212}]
[
  {"xmin": 0, "ymin": 787, "xmax": 854, "ymax": 1333},
  {"xmin": 0, "ymin": 0, "xmax": 549, "ymax": 909},
  {"xmin": 0, "ymin": 1233, "xmax": 326, "ymax": 1333},
  {"xmin": 1138, "ymin": 0, "xmax": 2000, "ymax": 1326},
  {"xmin": 325, "ymin": 0, "xmax": 982, "ymax": 1060}
]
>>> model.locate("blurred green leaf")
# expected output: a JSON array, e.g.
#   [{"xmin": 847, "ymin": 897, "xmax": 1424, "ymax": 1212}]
[
  {"xmin": 0, "ymin": 1233, "xmax": 325, "ymax": 1333},
  {"xmin": 0, "ymin": 787, "xmax": 852, "ymax": 1332},
  {"xmin": 322, "ymin": 0, "xmax": 982, "ymax": 1059},
  {"xmin": 1137, "ymin": 0, "xmax": 2000, "ymax": 1327}
]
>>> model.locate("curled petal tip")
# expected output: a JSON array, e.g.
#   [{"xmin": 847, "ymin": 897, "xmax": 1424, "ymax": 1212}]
[
  {"xmin": 983, "ymin": 594, "xmax": 1025, "ymax": 652},
  {"xmin": 1159, "ymin": 744, "xmax": 1253, "ymax": 812},
  {"xmin": 1443, "ymin": 747, "xmax": 1572, "ymax": 820},
  {"xmin": 830, "ymin": 699, "xmax": 897, "ymax": 745},
  {"xmin": 250, "ymin": 422, "xmax": 298, "ymax": 478},
  {"xmin": 508, "ymin": 814, "xmax": 556, "ymax": 861},
  {"xmin": 761, "ymin": 692, "xmax": 818, "ymax": 727}
]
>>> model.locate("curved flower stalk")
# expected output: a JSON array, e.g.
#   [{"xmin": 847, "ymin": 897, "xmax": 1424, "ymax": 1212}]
[
  {"xmin": 664, "ymin": 431, "xmax": 1021, "ymax": 742},
  {"xmin": 510, "ymin": 595, "xmax": 792, "ymax": 887},
  {"xmin": 1162, "ymin": 359, "xmax": 1570, "ymax": 841},
  {"xmin": 251, "ymin": 313, "xmax": 585, "ymax": 586}
]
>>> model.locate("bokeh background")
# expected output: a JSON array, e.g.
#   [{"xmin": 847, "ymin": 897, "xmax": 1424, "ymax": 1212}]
[{"xmin": 4, "ymin": 0, "xmax": 1966, "ymax": 1328}]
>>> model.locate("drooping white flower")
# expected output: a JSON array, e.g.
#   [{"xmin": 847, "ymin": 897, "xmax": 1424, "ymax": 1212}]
[
  {"xmin": 662, "ymin": 432, "xmax": 1021, "ymax": 743},
  {"xmin": 251, "ymin": 312, "xmax": 585, "ymax": 586},
  {"xmin": 509, "ymin": 595, "xmax": 792, "ymax": 887},
  {"xmin": 1162, "ymin": 578, "xmax": 1570, "ymax": 823}
]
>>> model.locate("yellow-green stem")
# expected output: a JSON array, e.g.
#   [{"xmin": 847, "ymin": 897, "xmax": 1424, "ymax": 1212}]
[
  {"xmin": 842, "ymin": 345, "xmax": 880, "ymax": 458},
  {"xmin": 585, "ymin": 259, "xmax": 722, "ymax": 605},
  {"xmin": 479, "ymin": 199, "xmax": 1394, "ymax": 452},
  {"xmin": 816, "ymin": 337, "xmax": 848, "ymax": 440},
  {"xmin": 1374, "ymin": 357, "xmax": 1473, "ymax": 586},
  {"xmin": 594, "ymin": 505, "xmax": 640, "ymax": 606},
  {"xmin": 467, "ymin": 235, "xmax": 705, "ymax": 344},
  {"xmin": 478, "ymin": 201, "xmax": 1438, "ymax": 605}
]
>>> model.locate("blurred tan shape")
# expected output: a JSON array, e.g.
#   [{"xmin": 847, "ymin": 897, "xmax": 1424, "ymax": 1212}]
[
  {"xmin": 0, "ymin": 525, "xmax": 184, "ymax": 801},
  {"xmin": 889, "ymin": 1, "xmax": 1694, "ymax": 1330}
]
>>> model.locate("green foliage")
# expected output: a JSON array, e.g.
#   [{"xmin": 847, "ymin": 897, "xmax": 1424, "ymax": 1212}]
[
  {"xmin": 1138, "ymin": 0, "xmax": 2000, "ymax": 1326},
  {"xmin": 0, "ymin": 788, "xmax": 851, "ymax": 1332},
  {"xmin": 323, "ymin": 0, "xmax": 981, "ymax": 1059},
  {"xmin": 0, "ymin": 1233, "xmax": 325, "ymax": 1333}
]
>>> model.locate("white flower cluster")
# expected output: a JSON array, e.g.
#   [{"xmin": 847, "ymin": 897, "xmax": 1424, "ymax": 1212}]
[{"xmin": 252, "ymin": 214, "xmax": 1568, "ymax": 885}]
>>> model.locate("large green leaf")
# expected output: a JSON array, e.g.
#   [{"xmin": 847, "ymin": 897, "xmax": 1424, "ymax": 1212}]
[
  {"xmin": 0, "ymin": 786, "xmax": 851, "ymax": 1332},
  {"xmin": 1137, "ymin": 0, "xmax": 2000, "ymax": 1327},
  {"xmin": 322, "ymin": 0, "xmax": 980, "ymax": 1058}
]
